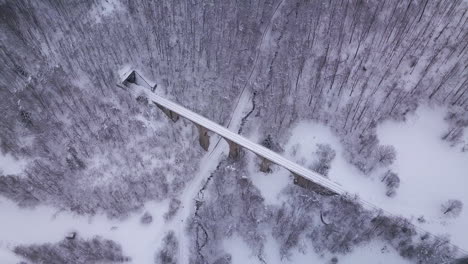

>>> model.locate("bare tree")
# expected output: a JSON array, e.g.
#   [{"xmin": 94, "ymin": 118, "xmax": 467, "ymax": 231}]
[
  {"xmin": 381, "ymin": 170, "xmax": 400, "ymax": 197},
  {"xmin": 441, "ymin": 199, "xmax": 463, "ymax": 217},
  {"xmin": 156, "ymin": 231, "xmax": 178, "ymax": 264},
  {"xmin": 311, "ymin": 144, "xmax": 336, "ymax": 177},
  {"xmin": 140, "ymin": 212, "xmax": 153, "ymax": 225},
  {"xmin": 376, "ymin": 145, "xmax": 396, "ymax": 168}
]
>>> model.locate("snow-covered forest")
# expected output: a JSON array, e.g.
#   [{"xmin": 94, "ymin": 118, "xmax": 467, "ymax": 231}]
[{"xmin": 1, "ymin": 0, "xmax": 468, "ymax": 263}]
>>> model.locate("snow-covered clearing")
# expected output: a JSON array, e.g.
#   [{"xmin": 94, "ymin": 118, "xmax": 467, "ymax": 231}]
[
  {"xmin": 277, "ymin": 104, "xmax": 468, "ymax": 252},
  {"xmin": 0, "ymin": 153, "xmax": 26, "ymax": 176},
  {"xmin": 0, "ymin": 197, "xmax": 170, "ymax": 263},
  {"xmin": 248, "ymin": 159, "xmax": 291, "ymax": 206},
  {"xmin": 89, "ymin": 0, "xmax": 124, "ymax": 24},
  {"xmin": 243, "ymin": 104, "xmax": 467, "ymax": 262},
  {"xmin": 242, "ymin": 126, "xmax": 291, "ymax": 206},
  {"xmin": 377, "ymin": 105, "xmax": 468, "ymax": 251}
]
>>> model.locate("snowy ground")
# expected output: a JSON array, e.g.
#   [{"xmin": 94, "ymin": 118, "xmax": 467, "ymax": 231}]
[
  {"xmin": 0, "ymin": 197, "xmax": 170, "ymax": 263},
  {"xmin": 0, "ymin": 153, "xmax": 26, "ymax": 176},
  {"xmin": 1, "ymin": 100, "xmax": 466, "ymax": 263},
  {"xmin": 377, "ymin": 105, "xmax": 468, "ymax": 251},
  {"xmin": 267, "ymin": 104, "xmax": 468, "ymax": 252}
]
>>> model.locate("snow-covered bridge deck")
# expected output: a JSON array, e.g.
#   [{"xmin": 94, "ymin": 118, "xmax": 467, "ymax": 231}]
[{"xmin": 121, "ymin": 72, "xmax": 345, "ymax": 197}]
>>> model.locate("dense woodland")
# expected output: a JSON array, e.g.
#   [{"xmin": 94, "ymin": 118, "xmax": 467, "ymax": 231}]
[
  {"xmin": 189, "ymin": 159, "xmax": 458, "ymax": 264},
  {"xmin": 14, "ymin": 236, "xmax": 130, "ymax": 264},
  {"xmin": 1, "ymin": 0, "xmax": 468, "ymax": 263}
]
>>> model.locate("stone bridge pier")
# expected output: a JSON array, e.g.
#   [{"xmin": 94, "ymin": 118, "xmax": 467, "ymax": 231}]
[
  {"xmin": 155, "ymin": 103, "xmax": 179, "ymax": 122},
  {"xmin": 292, "ymin": 173, "xmax": 338, "ymax": 196},
  {"xmin": 259, "ymin": 157, "xmax": 272, "ymax": 173},
  {"xmin": 196, "ymin": 125, "xmax": 210, "ymax": 151},
  {"xmin": 195, "ymin": 128, "xmax": 241, "ymax": 159},
  {"xmin": 226, "ymin": 139, "xmax": 241, "ymax": 159}
]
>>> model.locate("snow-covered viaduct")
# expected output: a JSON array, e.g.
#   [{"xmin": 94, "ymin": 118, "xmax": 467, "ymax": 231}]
[
  {"xmin": 118, "ymin": 70, "xmax": 468, "ymax": 258},
  {"xmin": 119, "ymin": 70, "xmax": 339, "ymax": 196}
]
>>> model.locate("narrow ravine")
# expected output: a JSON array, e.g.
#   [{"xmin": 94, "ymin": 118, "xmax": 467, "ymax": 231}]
[{"xmin": 167, "ymin": 86, "xmax": 253, "ymax": 264}]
